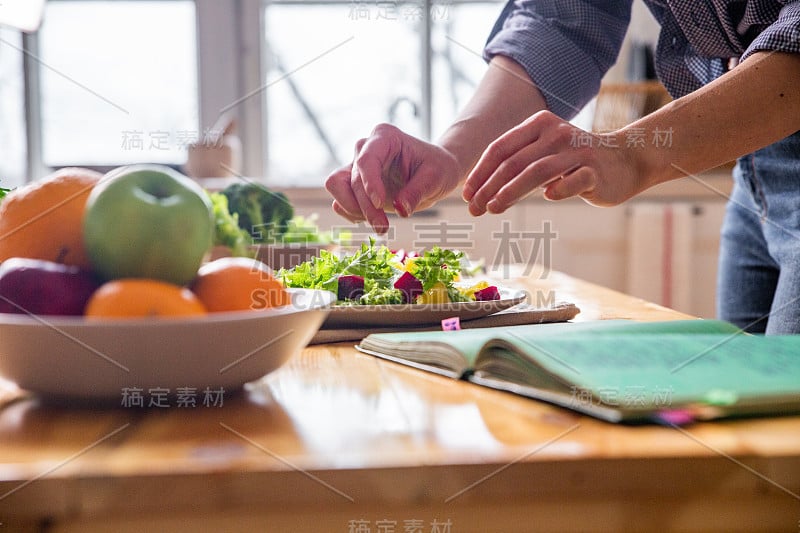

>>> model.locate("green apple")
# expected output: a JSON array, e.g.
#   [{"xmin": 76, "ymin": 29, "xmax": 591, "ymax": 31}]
[{"xmin": 84, "ymin": 164, "xmax": 214, "ymax": 285}]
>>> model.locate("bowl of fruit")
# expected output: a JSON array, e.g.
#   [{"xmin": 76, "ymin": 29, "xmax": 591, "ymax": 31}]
[{"xmin": 0, "ymin": 165, "xmax": 334, "ymax": 402}]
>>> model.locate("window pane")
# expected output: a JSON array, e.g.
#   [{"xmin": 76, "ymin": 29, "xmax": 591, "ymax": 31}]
[
  {"xmin": 431, "ymin": 2, "xmax": 501, "ymax": 138},
  {"xmin": 264, "ymin": 3, "xmax": 421, "ymax": 187},
  {"xmin": 38, "ymin": 1, "xmax": 197, "ymax": 167},
  {"xmin": 0, "ymin": 29, "xmax": 26, "ymax": 188},
  {"xmin": 432, "ymin": 2, "xmax": 595, "ymax": 134}
]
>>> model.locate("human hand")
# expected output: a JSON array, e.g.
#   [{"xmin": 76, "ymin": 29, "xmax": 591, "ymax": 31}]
[
  {"xmin": 463, "ymin": 111, "xmax": 645, "ymax": 214},
  {"xmin": 325, "ymin": 123, "xmax": 462, "ymax": 234}
]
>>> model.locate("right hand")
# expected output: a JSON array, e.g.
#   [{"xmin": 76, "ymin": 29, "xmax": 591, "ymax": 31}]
[{"xmin": 325, "ymin": 123, "xmax": 462, "ymax": 234}]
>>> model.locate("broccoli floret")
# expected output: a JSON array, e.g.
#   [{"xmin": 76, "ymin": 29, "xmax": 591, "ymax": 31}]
[
  {"xmin": 208, "ymin": 192, "xmax": 254, "ymax": 257},
  {"xmin": 220, "ymin": 182, "xmax": 294, "ymax": 244}
]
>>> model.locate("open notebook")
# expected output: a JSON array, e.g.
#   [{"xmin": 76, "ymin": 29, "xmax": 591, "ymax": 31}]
[{"xmin": 357, "ymin": 320, "xmax": 800, "ymax": 424}]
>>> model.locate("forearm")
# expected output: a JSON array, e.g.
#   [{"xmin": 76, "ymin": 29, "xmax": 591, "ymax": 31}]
[
  {"xmin": 627, "ymin": 51, "xmax": 800, "ymax": 191},
  {"xmin": 437, "ymin": 55, "xmax": 548, "ymax": 183}
]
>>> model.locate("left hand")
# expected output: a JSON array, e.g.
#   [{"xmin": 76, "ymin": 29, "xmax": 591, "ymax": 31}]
[{"xmin": 462, "ymin": 110, "xmax": 645, "ymax": 214}]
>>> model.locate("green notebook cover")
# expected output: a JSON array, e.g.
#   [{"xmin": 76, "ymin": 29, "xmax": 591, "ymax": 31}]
[
  {"xmin": 356, "ymin": 320, "xmax": 800, "ymax": 423},
  {"xmin": 471, "ymin": 332, "xmax": 800, "ymax": 423},
  {"xmin": 356, "ymin": 319, "xmax": 741, "ymax": 378}
]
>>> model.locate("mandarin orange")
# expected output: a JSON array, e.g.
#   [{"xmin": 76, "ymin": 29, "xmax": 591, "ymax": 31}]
[
  {"xmin": 85, "ymin": 279, "xmax": 207, "ymax": 318},
  {"xmin": 0, "ymin": 167, "xmax": 102, "ymax": 268},
  {"xmin": 191, "ymin": 256, "xmax": 290, "ymax": 313}
]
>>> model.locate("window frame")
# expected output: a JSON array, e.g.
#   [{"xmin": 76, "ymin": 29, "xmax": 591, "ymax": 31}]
[
  {"xmin": 195, "ymin": 0, "xmax": 266, "ymax": 179},
  {"xmin": 19, "ymin": 0, "xmax": 492, "ymax": 186}
]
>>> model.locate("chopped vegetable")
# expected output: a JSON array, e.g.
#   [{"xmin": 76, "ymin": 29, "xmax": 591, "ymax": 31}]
[
  {"xmin": 460, "ymin": 280, "xmax": 489, "ymax": 300},
  {"xmin": 405, "ymin": 246, "xmax": 463, "ymax": 291},
  {"xmin": 337, "ymin": 274, "xmax": 365, "ymax": 301},
  {"xmin": 393, "ymin": 271, "xmax": 423, "ymax": 304},
  {"xmin": 0, "ymin": 186, "xmax": 10, "ymax": 202},
  {"xmin": 359, "ymin": 286, "xmax": 403, "ymax": 305},
  {"xmin": 474, "ymin": 285, "xmax": 500, "ymax": 301},
  {"xmin": 220, "ymin": 182, "xmax": 294, "ymax": 244},
  {"xmin": 279, "ymin": 239, "xmax": 396, "ymax": 294},
  {"xmin": 416, "ymin": 282, "xmax": 451, "ymax": 305}
]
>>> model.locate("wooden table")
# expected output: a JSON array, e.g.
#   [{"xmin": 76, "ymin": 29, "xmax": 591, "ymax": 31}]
[{"xmin": 1, "ymin": 269, "xmax": 798, "ymax": 532}]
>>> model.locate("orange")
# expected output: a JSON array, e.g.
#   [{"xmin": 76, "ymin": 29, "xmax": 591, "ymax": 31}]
[
  {"xmin": 85, "ymin": 279, "xmax": 207, "ymax": 318},
  {"xmin": 0, "ymin": 167, "xmax": 102, "ymax": 268},
  {"xmin": 191, "ymin": 256, "xmax": 290, "ymax": 313}
]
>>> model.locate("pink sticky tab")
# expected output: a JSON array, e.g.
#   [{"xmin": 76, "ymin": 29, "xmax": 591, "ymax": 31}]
[
  {"xmin": 441, "ymin": 317, "xmax": 461, "ymax": 331},
  {"xmin": 655, "ymin": 409, "xmax": 695, "ymax": 426}
]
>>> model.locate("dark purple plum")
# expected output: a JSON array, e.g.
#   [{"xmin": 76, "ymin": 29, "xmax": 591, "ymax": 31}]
[
  {"xmin": 393, "ymin": 271, "xmax": 423, "ymax": 304},
  {"xmin": 337, "ymin": 274, "xmax": 364, "ymax": 301},
  {"xmin": 0, "ymin": 257, "xmax": 102, "ymax": 316}
]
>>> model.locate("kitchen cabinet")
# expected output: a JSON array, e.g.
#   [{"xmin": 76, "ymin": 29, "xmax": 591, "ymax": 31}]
[{"xmin": 625, "ymin": 200, "xmax": 727, "ymax": 319}]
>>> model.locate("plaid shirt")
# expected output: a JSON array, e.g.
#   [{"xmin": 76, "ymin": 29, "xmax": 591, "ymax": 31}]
[{"xmin": 484, "ymin": 1, "xmax": 800, "ymax": 119}]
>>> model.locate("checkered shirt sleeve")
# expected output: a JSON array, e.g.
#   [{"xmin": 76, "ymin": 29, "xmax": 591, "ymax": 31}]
[
  {"xmin": 483, "ymin": 0, "xmax": 632, "ymax": 120},
  {"xmin": 741, "ymin": 1, "xmax": 800, "ymax": 60}
]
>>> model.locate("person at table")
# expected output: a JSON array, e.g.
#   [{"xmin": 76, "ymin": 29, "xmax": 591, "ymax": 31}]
[{"xmin": 325, "ymin": 2, "xmax": 800, "ymax": 335}]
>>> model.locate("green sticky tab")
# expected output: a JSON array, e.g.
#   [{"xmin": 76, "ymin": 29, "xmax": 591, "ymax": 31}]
[{"xmin": 703, "ymin": 389, "xmax": 739, "ymax": 406}]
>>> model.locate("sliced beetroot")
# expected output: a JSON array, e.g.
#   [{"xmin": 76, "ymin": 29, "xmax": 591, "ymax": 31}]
[
  {"xmin": 393, "ymin": 271, "xmax": 423, "ymax": 304},
  {"xmin": 337, "ymin": 274, "xmax": 365, "ymax": 301},
  {"xmin": 474, "ymin": 285, "xmax": 500, "ymax": 301}
]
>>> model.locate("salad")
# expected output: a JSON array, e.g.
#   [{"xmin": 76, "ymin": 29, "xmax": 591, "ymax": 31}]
[{"xmin": 278, "ymin": 240, "xmax": 500, "ymax": 305}]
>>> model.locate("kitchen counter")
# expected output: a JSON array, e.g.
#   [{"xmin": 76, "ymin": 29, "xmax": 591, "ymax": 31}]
[{"xmin": 1, "ymin": 269, "xmax": 797, "ymax": 532}]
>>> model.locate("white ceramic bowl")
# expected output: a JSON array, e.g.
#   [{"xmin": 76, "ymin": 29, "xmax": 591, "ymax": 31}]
[{"xmin": 0, "ymin": 288, "xmax": 334, "ymax": 401}]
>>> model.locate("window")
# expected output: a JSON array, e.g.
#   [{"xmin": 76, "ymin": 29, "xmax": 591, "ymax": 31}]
[
  {"xmin": 262, "ymin": 0, "xmax": 507, "ymax": 186},
  {"xmin": 263, "ymin": 2, "xmax": 424, "ymax": 185},
  {"xmin": 0, "ymin": 28, "xmax": 26, "ymax": 189},
  {"xmin": 431, "ymin": 2, "xmax": 504, "ymax": 135},
  {"xmin": 4, "ymin": 0, "xmax": 512, "ymax": 187},
  {"xmin": 38, "ymin": 1, "xmax": 197, "ymax": 168}
]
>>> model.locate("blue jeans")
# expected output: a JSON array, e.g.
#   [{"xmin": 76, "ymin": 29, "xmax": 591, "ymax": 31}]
[{"xmin": 717, "ymin": 130, "xmax": 800, "ymax": 334}]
